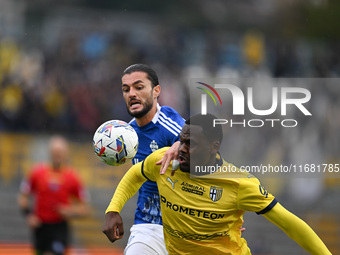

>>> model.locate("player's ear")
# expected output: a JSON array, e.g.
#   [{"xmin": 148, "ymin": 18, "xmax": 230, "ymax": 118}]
[
  {"xmin": 211, "ymin": 141, "xmax": 220, "ymax": 154},
  {"xmin": 153, "ymin": 85, "xmax": 161, "ymax": 98}
]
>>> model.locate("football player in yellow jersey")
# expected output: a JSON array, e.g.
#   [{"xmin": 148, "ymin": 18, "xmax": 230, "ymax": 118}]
[{"xmin": 103, "ymin": 114, "xmax": 331, "ymax": 255}]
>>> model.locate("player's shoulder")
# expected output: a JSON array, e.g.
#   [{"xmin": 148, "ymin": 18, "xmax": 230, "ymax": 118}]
[
  {"xmin": 30, "ymin": 163, "xmax": 47, "ymax": 173},
  {"xmin": 154, "ymin": 106, "xmax": 184, "ymax": 136},
  {"xmin": 128, "ymin": 118, "xmax": 137, "ymax": 127},
  {"xmin": 236, "ymin": 170, "xmax": 261, "ymax": 189},
  {"xmin": 146, "ymin": 147, "xmax": 170, "ymax": 163},
  {"xmin": 63, "ymin": 166, "xmax": 81, "ymax": 178},
  {"xmin": 151, "ymin": 147, "xmax": 169, "ymax": 159},
  {"xmin": 159, "ymin": 106, "xmax": 184, "ymax": 120},
  {"xmin": 159, "ymin": 105, "xmax": 180, "ymax": 114},
  {"xmin": 208, "ymin": 160, "xmax": 259, "ymax": 183},
  {"xmin": 26, "ymin": 163, "xmax": 48, "ymax": 180}
]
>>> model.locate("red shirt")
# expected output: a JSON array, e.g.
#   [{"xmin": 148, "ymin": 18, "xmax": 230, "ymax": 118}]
[{"xmin": 22, "ymin": 163, "xmax": 87, "ymax": 223}]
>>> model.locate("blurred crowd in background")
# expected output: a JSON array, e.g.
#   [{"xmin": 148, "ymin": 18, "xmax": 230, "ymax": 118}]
[{"xmin": 1, "ymin": 0, "xmax": 340, "ymax": 135}]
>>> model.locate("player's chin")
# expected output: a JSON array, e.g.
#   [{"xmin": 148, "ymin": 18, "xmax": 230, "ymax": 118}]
[
  {"xmin": 128, "ymin": 109, "xmax": 143, "ymax": 118},
  {"xmin": 179, "ymin": 163, "xmax": 190, "ymax": 173}
]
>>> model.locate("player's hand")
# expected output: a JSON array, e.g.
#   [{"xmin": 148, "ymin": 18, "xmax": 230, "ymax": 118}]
[
  {"xmin": 27, "ymin": 214, "xmax": 41, "ymax": 229},
  {"xmin": 58, "ymin": 203, "xmax": 89, "ymax": 219},
  {"xmin": 58, "ymin": 205, "xmax": 74, "ymax": 219},
  {"xmin": 157, "ymin": 141, "xmax": 180, "ymax": 176},
  {"xmin": 102, "ymin": 211, "xmax": 124, "ymax": 242}
]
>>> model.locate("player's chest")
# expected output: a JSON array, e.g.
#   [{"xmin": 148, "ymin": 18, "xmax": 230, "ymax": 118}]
[
  {"xmin": 134, "ymin": 132, "xmax": 171, "ymax": 162},
  {"xmin": 36, "ymin": 172, "xmax": 70, "ymax": 194},
  {"xmin": 158, "ymin": 175, "xmax": 238, "ymax": 213}
]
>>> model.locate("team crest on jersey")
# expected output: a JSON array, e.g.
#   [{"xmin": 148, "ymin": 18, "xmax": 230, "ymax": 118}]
[
  {"xmin": 150, "ymin": 140, "xmax": 159, "ymax": 152},
  {"xmin": 210, "ymin": 186, "xmax": 223, "ymax": 202}
]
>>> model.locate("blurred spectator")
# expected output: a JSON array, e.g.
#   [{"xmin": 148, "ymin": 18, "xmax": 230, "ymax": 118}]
[{"xmin": 0, "ymin": 22, "xmax": 339, "ymax": 133}]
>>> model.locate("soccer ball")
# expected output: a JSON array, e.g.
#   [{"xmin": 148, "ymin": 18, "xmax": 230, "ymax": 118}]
[{"xmin": 93, "ymin": 120, "xmax": 139, "ymax": 166}]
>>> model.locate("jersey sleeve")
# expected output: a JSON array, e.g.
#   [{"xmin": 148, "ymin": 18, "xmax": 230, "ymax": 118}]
[
  {"xmin": 20, "ymin": 164, "xmax": 41, "ymax": 194},
  {"xmin": 105, "ymin": 147, "xmax": 169, "ymax": 213},
  {"xmin": 237, "ymin": 177, "xmax": 277, "ymax": 214},
  {"xmin": 159, "ymin": 106, "xmax": 185, "ymax": 144},
  {"xmin": 69, "ymin": 170, "xmax": 88, "ymax": 203},
  {"xmin": 141, "ymin": 147, "xmax": 169, "ymax": 182},
  {"xmin": 171, "ymin": 115, "xmax": 185, "ymax": 144},
  {"xmin": 105, "ymin": 162, "xmax": 147, "ymax": 213},
  {"xmin": 20, "ymin": 177, "xmax": 32, "ymax": 195},
  {"xmin": 263, "ymin": 203, "xmax": 331, "ymax": 254}
]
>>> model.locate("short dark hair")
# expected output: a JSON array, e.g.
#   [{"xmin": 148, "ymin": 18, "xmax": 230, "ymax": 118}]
[
  {"xmin": 185, "ymin": 113, "xmax": 223, "ymax": 143},
  {"xmin": 122, "ymin": 64, "xmax": 159, "ymax": 88}
]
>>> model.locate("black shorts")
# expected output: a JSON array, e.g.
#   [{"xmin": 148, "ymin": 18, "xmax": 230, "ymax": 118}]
[{"xmin": 33, "ymin": 221, "xmax": 70, "ymax": 255}]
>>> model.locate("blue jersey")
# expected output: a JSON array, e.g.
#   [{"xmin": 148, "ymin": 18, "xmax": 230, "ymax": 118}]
[{"xmin": 129, "ymin": 104, "xmax": 184, "ymax": 225}]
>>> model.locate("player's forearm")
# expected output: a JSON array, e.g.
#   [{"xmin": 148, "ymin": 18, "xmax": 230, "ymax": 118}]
[
  {"xmin": 264, "ymin": 203, "xmax": 331, "ymax": 255},
  {"xmin": 58, "ymin": 203, "xmax": 90, "ymax": 218},
  {"xmin": 279, "ymin": 216, "xmax": 330, "ymax": 254},
  {"xmin": 18, "ymin": 193, "xmax": 32, "ymax": 216},
  {"xmin": 18, "ymin": 193, "xmax": 29, "ymax": 207},
  {"xmin": 105, "ymin": 162, "xmax": 146, "ymax": 213}
]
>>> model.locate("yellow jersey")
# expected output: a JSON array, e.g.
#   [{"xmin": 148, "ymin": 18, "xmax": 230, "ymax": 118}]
[{"xmin": 140, "ymin": 147, "xmax": 276, "ymax": 254}]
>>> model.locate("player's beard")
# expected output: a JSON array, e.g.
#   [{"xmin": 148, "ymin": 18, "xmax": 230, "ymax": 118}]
[
  {"xmin": 179, "ymin": 165, "xmax": 190, "ymax": 173},
  {"xmin": 127, "ymin": 95, "xmax": 154, "ymax": 118}
]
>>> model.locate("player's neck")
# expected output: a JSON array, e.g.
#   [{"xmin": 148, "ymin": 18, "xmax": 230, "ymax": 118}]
[
  {"xmin": 50, "ymin": 162, "xmax": 63, "ymax": 171},
  {"xmin": 135, "ymin": 105, "xmax": 158, "ymax": 127}
]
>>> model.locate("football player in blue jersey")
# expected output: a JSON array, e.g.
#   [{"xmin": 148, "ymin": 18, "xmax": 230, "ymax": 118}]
[{"xmin": 108, "ymin": 64, "xmax": 185, "ymax": 254}]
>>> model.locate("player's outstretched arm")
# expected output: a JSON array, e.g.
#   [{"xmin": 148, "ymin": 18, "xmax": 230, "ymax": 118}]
[
  {"xmin": 263, "ymin": 203, "xmax": 331, "ymax": 255},
  {"xmin": 103, "ymin": 162, "xmax": 146, "ymax": 242},
  {"xmin": 157, "ymin": 141, "xmax": 180, "ymax": 175}
]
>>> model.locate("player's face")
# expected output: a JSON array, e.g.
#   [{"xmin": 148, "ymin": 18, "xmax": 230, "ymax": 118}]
[
  {"xmin": 122, "ymin": 71, "xmax": 160, "ymax": 118},
  {"xmin": 178, "ymin": 124, "xmax": 217, "ymax": 173},
  {"xmin": 49, "ymin": 138, "xmax": 69, "ymax": 169}
]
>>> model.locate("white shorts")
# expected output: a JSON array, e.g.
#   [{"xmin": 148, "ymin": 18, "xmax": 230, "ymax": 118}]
[{"xmin": 124, "ymin": 224, "xmax": 168, "ymax": 255}]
